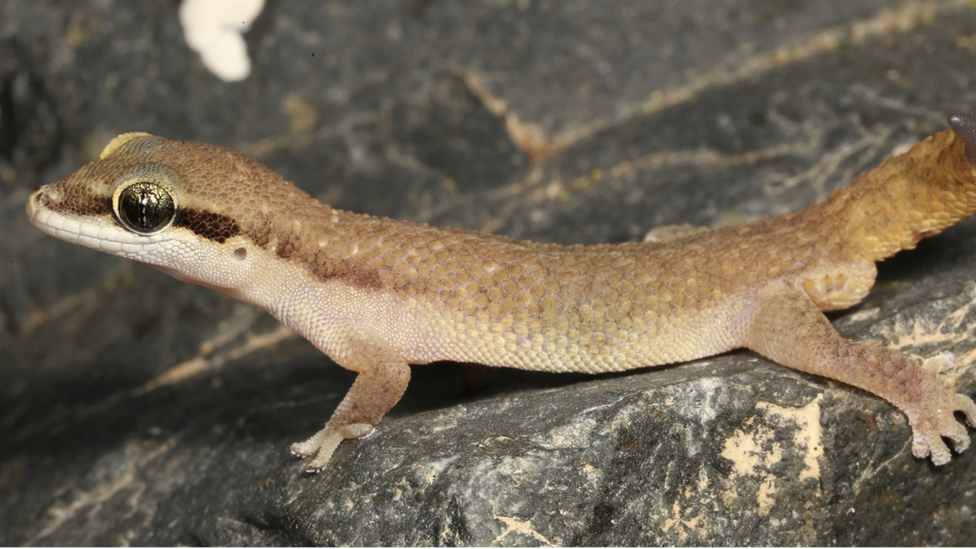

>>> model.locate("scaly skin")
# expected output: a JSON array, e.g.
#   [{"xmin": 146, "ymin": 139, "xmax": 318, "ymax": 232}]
[{"xmin": 26, "ymin": 114, "xmax": 976, "ymax": 472}]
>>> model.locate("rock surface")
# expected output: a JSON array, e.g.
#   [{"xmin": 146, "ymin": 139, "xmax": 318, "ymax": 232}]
[{"xmin": 4, "ymin": 0, "xmax": 976, "ymax": 545}]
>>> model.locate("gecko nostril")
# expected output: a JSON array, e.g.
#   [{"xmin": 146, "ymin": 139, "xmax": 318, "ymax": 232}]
[
  {"xmin": 26, "ymin": 189, "xmax": 56, "ymax": 217},
  {"xmin": 233, "ymin": 247, "xmax": 247, "ymax": 260},
  {"xmin": 26, "ymin": 190, "xmax": 41, "ymax": 209}
]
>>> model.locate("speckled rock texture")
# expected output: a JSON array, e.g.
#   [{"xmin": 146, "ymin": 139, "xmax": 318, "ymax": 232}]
[{"xmin": 4, "ymin": 0, "xmax": 976, "ymax": 545}]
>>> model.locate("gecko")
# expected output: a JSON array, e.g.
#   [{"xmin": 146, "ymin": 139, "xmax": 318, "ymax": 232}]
[{"xmin": 25, "ymin": 114, "xmax": 976, "ymax": 473}]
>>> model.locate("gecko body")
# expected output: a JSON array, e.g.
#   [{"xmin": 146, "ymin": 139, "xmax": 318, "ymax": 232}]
[{"xmin": 26, "ymin": 114, "xmax": 976, "ymax": 472}]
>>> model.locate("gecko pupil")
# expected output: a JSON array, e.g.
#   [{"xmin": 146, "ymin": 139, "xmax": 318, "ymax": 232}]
[{"xmin": 117, "ymin": 181, "xmax": 175, "ymax": 235}]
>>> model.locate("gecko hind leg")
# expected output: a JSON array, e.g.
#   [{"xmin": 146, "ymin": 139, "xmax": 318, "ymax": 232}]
[
  {"xmin": 291, "ymin": 331, "xmax": 412, "ymax": 473},
  {"xmin": 743, "ymin": 281, "xmax": 976, "ymax": 465}
]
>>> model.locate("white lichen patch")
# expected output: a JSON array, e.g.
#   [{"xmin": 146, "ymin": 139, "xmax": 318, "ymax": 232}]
[
  {"xmin": 718, "ymin": 396, "xmax": 823, "ymax": 513},
  {"xmin": 492, "ymin": 515, "xmax": 554, "ymax": 546},
  {"xmin": 661, "ymin": 497, "xmax": 708, "ymax": 543},
  {"xmin": 179, "ymin": 0, "xmax": 266, "ymax": 81},
  {"xmin": 756, "ymin": 399, "xmax": 823, "ymax": 481}
]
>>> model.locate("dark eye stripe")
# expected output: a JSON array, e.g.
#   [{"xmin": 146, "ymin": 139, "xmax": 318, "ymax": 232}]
[{"xmin": 174, "ymin": 208, "xmax": 242, "ymax": 244}]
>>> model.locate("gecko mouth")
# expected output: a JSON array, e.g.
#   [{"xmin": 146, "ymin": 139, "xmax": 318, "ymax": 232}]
[{"xmin": 26, "ymin": 187, "xmax": 165, "ymax": 254}]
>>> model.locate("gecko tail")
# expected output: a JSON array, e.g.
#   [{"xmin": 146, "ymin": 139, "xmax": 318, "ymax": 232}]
[
  {"xmin": 805, "ymin": 113, "xmax": 976, "ymax": 263},
  {"xmin": 948, "ymin": 112, "xmax": 976, "ymax": 166}
]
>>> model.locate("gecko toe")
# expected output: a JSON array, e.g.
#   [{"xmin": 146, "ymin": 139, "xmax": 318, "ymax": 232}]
[
  {"xmin": 913, "ymin": 430, "xmax": 951, "ymax": 466},
  {"xmin": 305, "ymin": 462, "xmax": 327, "ymax": 474},
  {"xmin": 952, "ymin": 434, "xmax": 971, "ymax": 454},
  {"xmin": 291, "ymin": 426, "xmax": 345, "ymax": 472},
  {"xmin": 908, "ymin": 391, "xmax": 976, "ymax": 465},
  {"xmin": 340, "ymin": 423, "xmax": 375, "ymax": 439},
  {"xmin": 303, "ymin": 444, "xmax": 340, "ymax": 473},
  {"xmin": 290, "ymin": 442, "xmax": 313, "ymax": 458},
  {"xmin": 291, "ymin": 438, "xmax": 321, "ymax": 458},
  {"xmin": 943, "ymin": 419, "xmax": 970, "ymax": 453},
  {"xmin": 938, "ymin": 393, "xmax": 976, "ymax": 453},
  {"xmin": 956, "ymin": 393, "xmax": 976, "ymax": 427}
]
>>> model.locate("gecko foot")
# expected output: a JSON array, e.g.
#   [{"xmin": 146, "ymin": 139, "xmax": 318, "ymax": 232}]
[
  {"xmin": 291, "ymin": 422, "xmax": 376, "ymax": 473},
  {"xmin": 904, "ymin": 377, "xmax": 976, "ymax": 466}
]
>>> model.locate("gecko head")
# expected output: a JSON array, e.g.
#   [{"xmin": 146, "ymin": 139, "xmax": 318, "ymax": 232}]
[
  {"xmin": 947, "ymin": 112, "xmax": 976, "ymax": 168},
  {"xmin": 25, "ymin": 133, "xmax": 321, "ymax": 303},
  {"xmin": 26, "ymin": 133, "xmax": 245, "ymax": 253}
]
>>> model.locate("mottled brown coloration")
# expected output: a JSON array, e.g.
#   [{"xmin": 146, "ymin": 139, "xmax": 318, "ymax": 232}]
[
  {"xmin": 25, "ymin": 117, "xmax": 976, "ymax": 473},
  {"xmin": 39, "ymin": 186, "xmax": 111, "ymax": 218}
]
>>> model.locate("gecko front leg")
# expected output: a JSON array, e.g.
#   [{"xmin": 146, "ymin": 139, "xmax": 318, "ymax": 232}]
[
  {"xmin": 291, "ymin": 326, "xmax": 411, "ymax": 472},
  {"xmin": 744, "ymin": 281, "xmax": 976, "ymax": 465}
]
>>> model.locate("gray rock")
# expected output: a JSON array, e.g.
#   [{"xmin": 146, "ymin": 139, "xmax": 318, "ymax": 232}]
[{"xmin": 3, "ymin": 0, "xmax": 976, "ymax": 545}]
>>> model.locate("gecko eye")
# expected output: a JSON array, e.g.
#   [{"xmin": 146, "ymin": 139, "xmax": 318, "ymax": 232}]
[{"xmin": 115, "ymin": 181, "xmax": 176, "ymax": 235}]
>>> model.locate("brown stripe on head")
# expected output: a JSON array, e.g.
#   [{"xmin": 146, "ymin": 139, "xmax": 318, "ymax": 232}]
[
  {"xmin": 96, "ymin": 134, "xmax": 388, "ymax": 291},
  {"xmin": 174, "ymin": 208, "xmax": 242, "ymax": 244}
]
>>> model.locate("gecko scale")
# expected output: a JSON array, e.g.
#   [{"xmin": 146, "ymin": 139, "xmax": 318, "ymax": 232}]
[{"xmin": 26, "ymin": 114, "xmax": 976, "ymax": 472}]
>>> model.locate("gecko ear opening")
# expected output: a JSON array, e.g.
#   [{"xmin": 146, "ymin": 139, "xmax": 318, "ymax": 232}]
[
  {"xmin": 100, "ymin": 132, "xmax": 168, "ymax": 160},
  {"xmin": 947, "ymin": 112, "xmax": 976, "ymax": 168}
]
